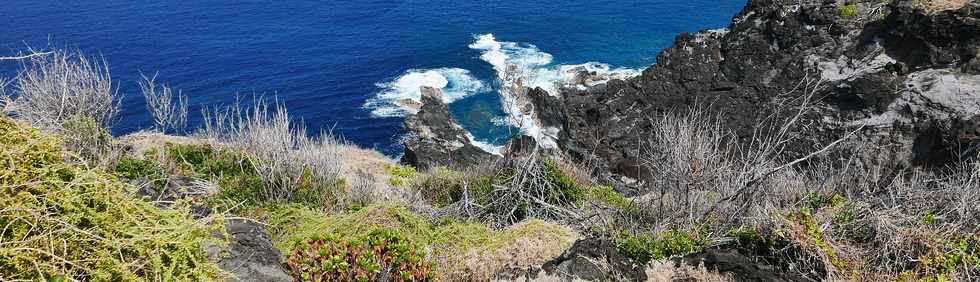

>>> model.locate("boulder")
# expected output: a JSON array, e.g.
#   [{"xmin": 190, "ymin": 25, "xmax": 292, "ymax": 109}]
[
  {"xmin": 541, "ymin": 238, "xmax": 648, "ymax": 281},
  {"xmin": 675, "ymin": 248, "xmax": 808, "ymax": 282},
  {"xmin": 402, "ymin": 86, "xmax": 499, "ymax": 170},
  {"xmin": 210, "ymin": 219, "xmax": 292, "ymax": 282}
]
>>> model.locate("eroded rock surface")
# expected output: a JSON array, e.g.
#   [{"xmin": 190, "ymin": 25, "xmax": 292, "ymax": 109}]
[
  {"xmin": 521, "ymin": 0, "xmax": 980, "ymax": 186},
  {"xmin": 541, "ymin": 238, "xmax": 648, "ymax": 281},
  {"xmin": 212, "ymin": 219, "xmax": 292, "ymax": 282},
  {"xmin": 402, "ymin": 86, "xmax": 499, "ymax": 169}
]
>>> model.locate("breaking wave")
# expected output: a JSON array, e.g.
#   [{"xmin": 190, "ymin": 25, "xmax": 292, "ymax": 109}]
[{"xmin": 364, "ymin": 68, "xmax": 488, "ymax": 118}]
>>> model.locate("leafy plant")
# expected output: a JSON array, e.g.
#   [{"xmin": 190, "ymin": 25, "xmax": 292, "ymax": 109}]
[
  {"xmin": 840, "ymin": 2, "xmax": 859, "ymax": 18},
  {"xmin": 915, "ymin": 234, "xmax": 980, "ymax": 281},
  {"xmin": 586, "ymin": 185, "xmax": 632, "ymax": 210},
  {"xmin": 791, "ymin": 209, "xmax": 852, "ymax": 274},
  {"xmin": 616, "ymin": 229, "xmax": 706, "ymax": 264},
  {"xmin": 543, "ymin": 159, "xmax": 586, "ymax": 203},
  {"xmin": 385, "ymin": 164, "xmax": 418, "ymax": 187},
  {"xmin": 286, "ymin": 229, "xmax": 434, "ymax": 282},
  {"xmin": 114, "ymin": 155, "xmax": 163, "ymax": 180}
]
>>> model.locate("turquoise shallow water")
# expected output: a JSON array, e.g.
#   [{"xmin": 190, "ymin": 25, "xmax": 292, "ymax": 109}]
[{"xmin": 0, "ymin": 0, "xmax": 745, "ymax": 155}]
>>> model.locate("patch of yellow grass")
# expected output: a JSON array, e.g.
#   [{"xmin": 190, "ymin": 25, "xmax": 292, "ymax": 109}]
[
  {"xmin": 117, "ymin": 131, "xmax": 202, "ymax": 158},
  {"xmin": 336, "ymin": 144, "xmax": 404, "ymax": 199},
  {"xmin": 645, "ymin": 261, "xmax": 735, "ymax": 282},
  {"xmin": 919, "ymin": 0, "xmax": 968, "ymax": 12},
  {"xmin": 436, "ymin": 219, "xmax": 580, "ymax": 281}
]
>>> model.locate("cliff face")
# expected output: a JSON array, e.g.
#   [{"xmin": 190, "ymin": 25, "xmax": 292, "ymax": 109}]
[
  {"xmin": 551, "ymin": 0, "xmax": 979, "ymax": 183},
  {"xmin": 400, "ymin": 0, "xmax": 979, "ymax": 185}
]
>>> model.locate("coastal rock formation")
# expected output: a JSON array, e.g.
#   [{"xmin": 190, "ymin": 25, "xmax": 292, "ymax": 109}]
[
  {"xmin": 212, "ymin": 220, "xmax": 292, "ymax": 282},
  {"xmin": 541, "ymin": 238, "xmax": 649, "ymax": 281},
  {"xmin": 676, "ymin": 248, "xmax": 809, "ymax": 282},
  {"xmin": 530, "ymin": 0, "xmax": 980, "ymax": 184},
  {"xmin": 402, "ymin": 86, "xmax": 498, "ymax": 169}
]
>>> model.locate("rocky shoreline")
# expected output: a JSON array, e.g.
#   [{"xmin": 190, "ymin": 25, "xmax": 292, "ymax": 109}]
[
  {"xmin": 2, "ymin": 0, "xmax": 977, "ymax": 281},
  {"xmin": 403, "ymin": 0, "xmax": 979, "ymax": 187}
]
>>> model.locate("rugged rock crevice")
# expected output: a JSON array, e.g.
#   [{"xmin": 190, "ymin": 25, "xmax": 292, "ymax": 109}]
[{"xmin": 402, "ymin": 86, "xmax": 499, "ymax": 170}]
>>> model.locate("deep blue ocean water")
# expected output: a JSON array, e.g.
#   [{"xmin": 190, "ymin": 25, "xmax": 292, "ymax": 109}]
[{"xmin": 0, "ymin": 0, "xmax": 745, "ymax": 155}]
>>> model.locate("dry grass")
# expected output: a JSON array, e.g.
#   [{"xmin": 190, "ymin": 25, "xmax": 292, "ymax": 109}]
[
  {"xmin": 644, "ymin": 261, "xmax": 735, "ymax": 282},
  {"xmin": 629, "ymin": 104, "xmax": 980, "ymax": 279},
  {"xmin": 919, "ymin": 0, "xmax": 968, "ymax": 12},
  {"xmin": 139, "ymin": 73, "xmax": 188, "ymax": 134},
  {"xmin": 201, "ymin": 97, "xmax": 344, "ymax": 205},
  {"xmin": 337, "ymin": 144, "xmax": 402, "ymax": 202},
  {"xmin": 436, "ymin": 219, "xmax": 580, "ymax": 281},
  {"xmin": 5, "ymin": 49, "xmax": 118, "ymax": 129},
  {"xmin": 117, "ymin": 131, "xmax": 202, "ymax": 157}
]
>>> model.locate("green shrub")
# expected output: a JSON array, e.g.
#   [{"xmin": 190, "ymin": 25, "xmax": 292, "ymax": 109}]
[
  {"xmin": 921, "ymin": 210, "xmax": 938, "ymax": 226},
  {"xmin": 790, "ymin": 208, "xmax": 851, "ymax": 273},
  {"xmin": 730, "ymin": 228, "xmax": 779, "ymax": 251},
  {"xmin": 60, "ymin": 113, "xmax": 113, "ymax": 162},
  {"xmin": 165, "ymin": 142, "xmax": 345, "ymax": 210},
  {"xmin": 386, "ymin": 164, "xmax": 418, "ymax": 187},
  {"xmin": 263, "ymin": 202, "xmax": 576, "ymax": 280},
  {"xmin": 586, "ymin": 185, "xmax": 631, "ymax": 210},
  {"xmin": 166, "ymin": 143, "xmax": 249, "ymax": 177},
  {"xmin": 840, "ymin": 2, "xmax": 859, "ymax": 18},
  {"xmin": 412, "ymin": 167, "xmax": 500, "ymax": 208},
  {"xmin": 803, "ymin": 192, "xmax": 846, "ymax": 210},
  {"xmin": 440, "ymin": 175, "xmax": 495, "ymax": 207},
  {"xmin": 0, "ymin": 117, "xmax": 224, "ymax": 280},
  {"xmin": 286, "ymin": 228, "xmax": 434, "ymax": 282},
  {"xmin": 543, "ymin": 159, "xmax": 586, "ymax": 203},
  {"xmin": 114, "ymin": 155, "xmax": 163, "ymax": 180},
  {"xmin": 616, "ymin": 229, "xmax": 706, "ymax": 264},
  {"xmin": 915, "ymin": 234, "xmax": 980, "ymax": 281},
  {"xmin": 163, "ymin": 143, "xmax": 265, "ymax": 211},
  {"xmin": 260, "ymin": 203, "xmax": 434, "ymax": 252}
]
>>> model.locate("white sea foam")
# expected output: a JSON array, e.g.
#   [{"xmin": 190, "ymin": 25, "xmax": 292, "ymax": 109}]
[
  {"xmin": 364, "ymin": 68, "xmax": 487, "ymax": 118},
  {"xmin": 368, "ymin": 34, "xmax": 641, "ymax": 154},
  {"xmin": 466, "ymin": 132, "xmax": 504, "ymax": 156},
  {"xmin": 468, "ymin": 33, "xmax": 639, "ymax": 149}
]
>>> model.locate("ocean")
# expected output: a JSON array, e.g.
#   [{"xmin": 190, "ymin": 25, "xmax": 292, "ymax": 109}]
[{"xmin": 0, "ymin": 0, "xmax": 745, "ymax": 155}]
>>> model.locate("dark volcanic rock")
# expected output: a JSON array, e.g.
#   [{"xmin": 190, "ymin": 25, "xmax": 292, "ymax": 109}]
[
  {"xmin": 528, "ymin": 87, "xmax": 567, "ymax": 130},
  {"xmin": 402, "ymin": 86, "xmax": 499, "ymax": 170},
  {"xmin": 503, "ymin": 134, "xmax": 538, "ymax": 158},
  {"xmin": 538, "ymin": 0, "xmax": 980, "ymax": 182},
  {"xmin": 210, "ymin": 219, "xmax": 291, "ymax": 282},
  {"xmin": 542, "ymin": 238, "xmax": 647, "ymax": 281},
  {"xmin": 675, "ymin": 248, "xmax": 808, "ymax": 282}
]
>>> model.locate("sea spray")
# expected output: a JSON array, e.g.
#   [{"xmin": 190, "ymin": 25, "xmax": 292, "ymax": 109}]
[{"xmin": 366, "ymin": 34, "xmax": 640, "ymax": 153}]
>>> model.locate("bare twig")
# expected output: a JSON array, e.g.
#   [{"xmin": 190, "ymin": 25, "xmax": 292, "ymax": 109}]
[
  {"xmin": 139, "ymin": 73, "xmax": 188, "ymax": 134},
  {"xmin": 0, "ymin": 51, "xmax": 53, "ymax": 61}
]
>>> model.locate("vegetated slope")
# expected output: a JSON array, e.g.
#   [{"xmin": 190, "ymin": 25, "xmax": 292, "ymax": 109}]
[
  {"xmin": 0, "ymin": 116, "xmax": 225, "ymax": 281},
  {"xmin": 3, "ymin": 0, "xmax": 978, "ymax": 281},
  {"xmin": 398, "ymin": 0, "xmax": 980, "ymax": 280}
]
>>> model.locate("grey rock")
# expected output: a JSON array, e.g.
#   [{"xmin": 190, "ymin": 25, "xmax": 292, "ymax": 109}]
[
  {"xmin": 676, "ymin": 248, "xmax": 808, "ymax": 282},
  {"xmin": 402, "ymin": 86, "xmax": 499, "ymax": 170},
  {"xmin": 212, "ymin": 219, "xmax": 292, "ymax": 282},
  {"xmin": 542, "ymin": 238, "xmax": 647, "ymax": 281},
  {"xmin": 520, "ymin": 0, "xmax": 980, "ymax": 183}
]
